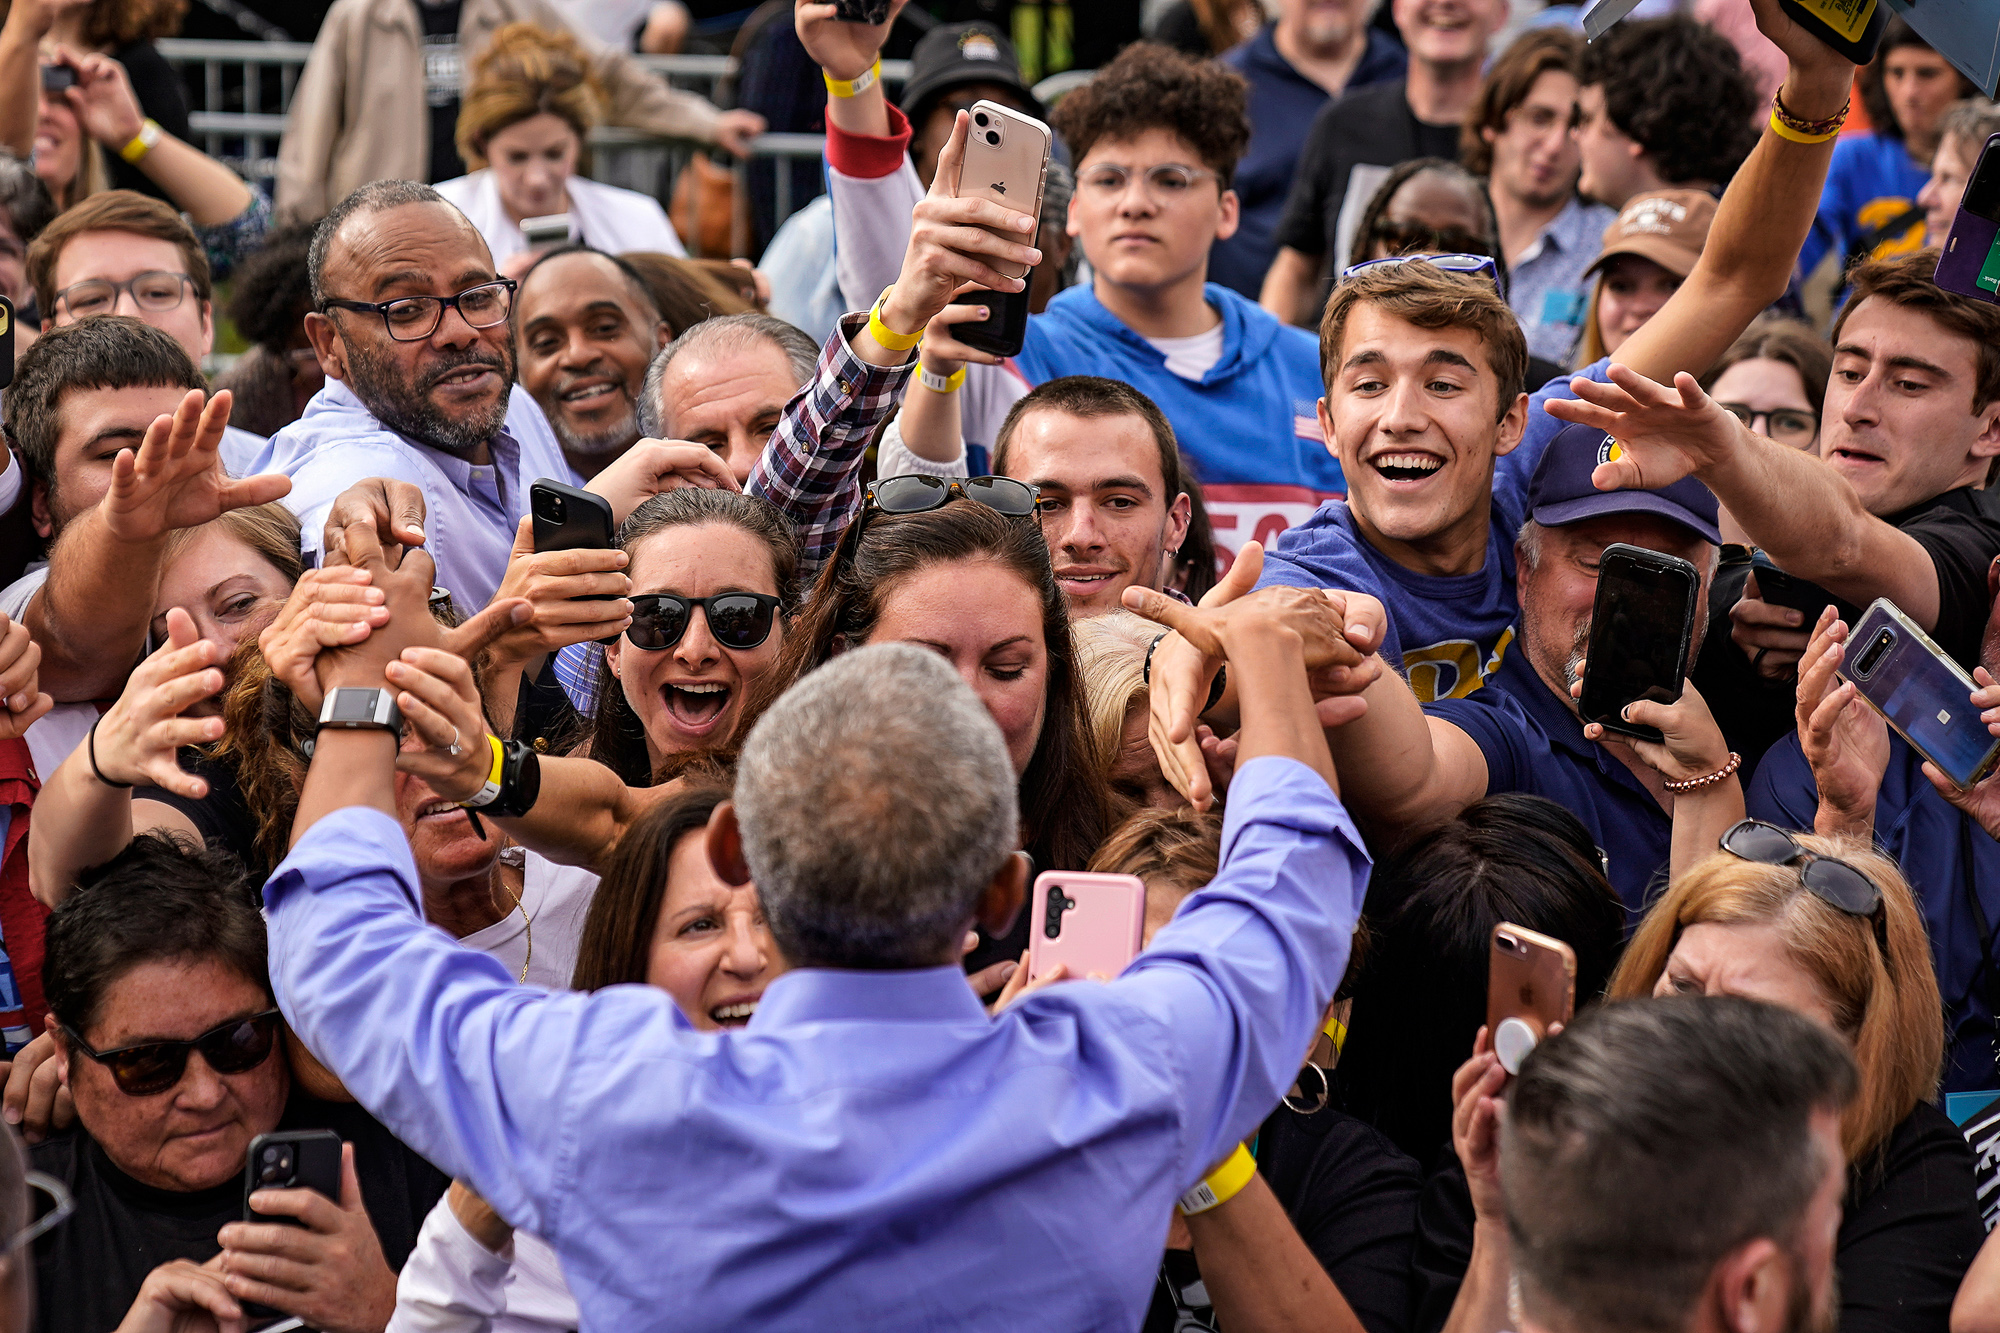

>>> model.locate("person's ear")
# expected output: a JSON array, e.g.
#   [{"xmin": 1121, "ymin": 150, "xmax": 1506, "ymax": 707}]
[
  {"xmin": 706, "ymin": 801, "xmax": 751, "ymax": 887},
  {"xmin": 1317, "ymin": 395, "xmax": 1339, "ymax": 462},
  {"xmin": 975, "ymin": 850, "xmax": 1031, "ymax": 939},
  {"xmin": 1164, "ymin": 490, "xmax": 1191, "ymax": 562},
  {"xmin": 829, "ymin": 631, "xmax": 850, "ymax": 658},
  {"xmin": 604, "ymin": 635, "xmax": 624, "ymax": 680},
  {"xmin": 1969, "ymin": 397, "xmax": 2000, "ymax": 459},
  {"xmin": 197, "ymin": 298, "xmax": 214, "ymax": 358},
  {"xmin": 1066, "ymin": 188, "xmax": 1081, "ymax": 240},
  {"xmin": 1214, "ymin": 187, "xmax": 1240, "ymax": 243},
  {"xmin": 28, "ymin": 477, "xmax": 51, "ymax": 541},
  {"xmin": 1710, "ymin": 1237, "xmax": 1789, "ymax": 1333},
  {"xmin": 1493, "ymin": 390, "xmax": 1530, "ymax": 458},
  {"xmin": 1481, "ymin": 123, "xmax": 1498, "ymax": 147},
  {"xmin": 654, "ymin": 319, "xmax": 671, "ymax": 352},
  {"xmin": 304, "ymin": 311, "xmax": 347, "ymax": 383}
]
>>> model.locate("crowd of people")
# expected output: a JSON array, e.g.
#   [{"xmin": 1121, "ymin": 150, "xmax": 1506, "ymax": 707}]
[{"xmin": 0, "ymin": 0, "xmax": 1997, "ymax": 1329}]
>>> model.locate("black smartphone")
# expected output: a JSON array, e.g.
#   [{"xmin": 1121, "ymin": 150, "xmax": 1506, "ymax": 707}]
[
  {"xmin": 38, "ymin": 64, "xmax": 74, "ymax": 94},
  {"xmin": 1935, "ymin": 132, "xmax": 2000, "ymax": 304},
  {"xmin": 1578, "ymin": 543, "xmax": 1701, "ymax": 745},
  {"xmin": 1749, "ymin": 550, "xmax": 1837, "ymax": 619},
  {"xmin": 948, "ymin": 283, "xmax": 1032, "ymax": 359},
  {"xmin": 241, "ymin": 1130, "xmax": 342, "ymax": 1321},
  {"xmin": 530, "ymin": 478, "xmax": 614, "ymax": 554},
  {"xmin": 832, "ymin": 0, "xmax": 892, "ymax": 21}
]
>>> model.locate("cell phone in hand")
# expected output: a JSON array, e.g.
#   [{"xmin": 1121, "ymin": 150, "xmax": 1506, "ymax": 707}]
[
  {"xmin": 530, "ymin": 479, "xmax": 614, "ymax": 554},
  {"xmin": 1487, "ymin": 923, "xmax": 1576, "ymax": 1075},
  {"xmin": 948, "ymin": 285, "xmax": 1031, "ymax": 359},
  {"xmin": 831, "ymin": 0, "xmax": 892, "ymax": 21},
  {"xmin": 520, "ymin": 213, "xmax": 573, "ymax": 249},
  {"xmin": 955, "ymin": 101, "xmax": 1051, "ymax": 284},
  {"xmin": 1748, "ymin": 550, "xmax": 1837, "ymax": 619},
  {"xmin": 38, "ymin": 64, "xmax": 74, "ymax": 93},
  {"xmin": 1935, "ymin": 132, "xmax": 2000, "ymax": 304},
  {"xmin": 1577, "ymin": 543, "xmax": 1700, "ymax": 745},
  {"xmin": 240, "ymin": 1130, "xmax": 343, "ymax": 1321},
  {"xmin": 1026, "ymin": 872, "xmax": 1144, "ymax": 983},
  {"xmin": 1839, "ymin": 599, "xmax": 2000, "ymax": 789}
]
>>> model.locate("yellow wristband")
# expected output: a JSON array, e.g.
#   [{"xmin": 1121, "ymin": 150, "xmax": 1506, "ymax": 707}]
[
  {"xmin": 823, "ymin": 57, "xmax": 881, "ymax": 99},
  {"xmin": 461, "ymin": 734, "xmax": 507, "ymax": 809},
  {"xmin": 1769, "ymin": 108, "xmax": 1841, "ymax": 144},
  {"xmin": 118, "ymin": 118, "xmax": 162, "ymax": 164},
  {"xmin": 1177, "ymin": 1143, "xmax": 1257, "ymax": 1216},
  {"xmin": 919, "ymin": 365, "xmax": 965, "ymax": 393},
  {"xmin": 868, "ymin": 287, "xmax": 923, "ymax": 352}
]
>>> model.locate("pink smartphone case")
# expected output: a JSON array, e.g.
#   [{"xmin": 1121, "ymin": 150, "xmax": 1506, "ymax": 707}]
[
  {"xmin": 958, "ymin": 100, "xmax": 1051, "ymax": 281},
  {"xmin": 1027, "ymin": 872, "xmax": 1145, "ymax": 983}
]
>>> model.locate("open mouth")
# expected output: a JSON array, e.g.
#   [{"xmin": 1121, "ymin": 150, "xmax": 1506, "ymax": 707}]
[
  {"xmin": 429, "ymin": 364, "xmax": 499, "ymax": 393},
  {"xmin": 1371, "ymin": 452, "xmax": 1446, "ymax": 483},
  {"xmin": 414, "ymin": 798, "xmax": 467, "ymax": 823},
  {"xmin": 1056, "ymin": 568, "xmax": 1122, "ymax": 593},
  {"xmin": 559, "ymin": 380, "xmax": 623, "ymax": 408},
  {"xmin": 663, "ymin": 681, "xmax": 732, "ymax": 732},
  {"xmin": 1830, "ymin": 447, "xmax": 1883, "ymax": 465},
  {"xmin": 709, "ymin": 999, "xmax": 759, "ymax": 1027}
]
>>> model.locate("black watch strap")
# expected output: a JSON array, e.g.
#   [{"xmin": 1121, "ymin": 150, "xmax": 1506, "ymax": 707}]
[{"xmin": 486, "ymin": 740, "xmax": 542, "ymax": 818}]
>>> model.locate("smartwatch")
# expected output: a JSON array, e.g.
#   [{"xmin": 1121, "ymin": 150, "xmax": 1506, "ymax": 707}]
[
  {"xmin": 463, "ymin": 738, "xmax": 542, "ymax": 818},
  {"xmin": 316, "ymin": 687, "xmax": 401, "ymax": 733}
]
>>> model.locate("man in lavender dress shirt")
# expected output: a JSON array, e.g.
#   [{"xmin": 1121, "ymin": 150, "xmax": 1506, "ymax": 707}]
[{"xmin": 263, "ymin": 535, "xmax": 1378, "ymax": 1330}]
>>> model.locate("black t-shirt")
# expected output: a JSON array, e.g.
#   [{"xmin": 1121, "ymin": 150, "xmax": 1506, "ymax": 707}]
[
  {"xmin": 1144, "ymin": 1104, "xmax": 1422, "ymax": 1333},
  {"xmin": 1273, "ymin": 80, "xmax": 1462, "ymax": 266},
  {"xmin": 1410, "ymin": 1102, "xmax": 1983, "ymax": 1333},
  {"xmin": 107, "ymin": 43, "xmax": 192, "ymax": 203},
  {"xmin": 30, "ymin": 1095, "xmax": 448, "ymax": 1333},
  {"xmin": 418, "ymin": 0, "xmax": 466, "ymax": 185},
  {"xmin": 1877, "ymin": 485, "xmax": 2000, "ymax": 670},
  {"xmin": 138, "ymin": 747, "xmax": 262, "ymax": 879}
]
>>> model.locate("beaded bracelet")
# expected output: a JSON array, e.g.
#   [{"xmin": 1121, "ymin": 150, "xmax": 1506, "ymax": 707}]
[
  {"xmin": 1663, "ymin": 752, "xmax": 1742, "ymax": 793},
  {"xmin": 1770, "ymin": 91, "xmax": 1848, "ymax": 144}
]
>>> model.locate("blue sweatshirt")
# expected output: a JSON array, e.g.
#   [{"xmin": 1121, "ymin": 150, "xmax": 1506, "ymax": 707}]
[
  {"xmin": 1799, "ymin": 132, "xmax": 1931, "ymax": 281},
  {"xmin": 1015, "ymin": 282, "xmax": 1345, "ymax": 566},
  {"xmin": 1256, "ymin": 360, "xmax": 1613, "ymax": 698}
]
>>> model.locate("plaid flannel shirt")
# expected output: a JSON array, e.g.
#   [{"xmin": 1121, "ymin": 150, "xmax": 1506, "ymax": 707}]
[{"xmin": 552, "ymin": 314, "xmax": 912, "ymax": 714}]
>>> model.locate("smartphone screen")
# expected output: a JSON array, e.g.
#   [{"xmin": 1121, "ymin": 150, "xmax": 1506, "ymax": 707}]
[
  {"xmin": 1578, "ymin": 544, "xmax": 1699, "ymax": 744},
  {"xmin": 1842, "ymin": 602, "xmax": 2000, "ymax": 788},
  {"xmin": 1935, "ymin": 133, "xmax": 2000, "ymax": 302}
]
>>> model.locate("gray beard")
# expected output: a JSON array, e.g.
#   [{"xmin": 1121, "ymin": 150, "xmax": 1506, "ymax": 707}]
[{"xmin": 551, "ymin": 400, "xmax": 641, "ymax": 460}]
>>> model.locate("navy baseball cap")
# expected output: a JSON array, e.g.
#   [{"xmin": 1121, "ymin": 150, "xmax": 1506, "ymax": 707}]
[{"xmin": 1528, "ymin": 420, "xmax": 1721, "ymax": 545}]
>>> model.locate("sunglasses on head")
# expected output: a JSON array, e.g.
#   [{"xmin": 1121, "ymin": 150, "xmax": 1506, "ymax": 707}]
[
  {"xmin": 864, "ymin": 474, "xmax": 1040, "ymax": 521},
  {"xmin": 1340, "ymin": 252, "xmax": 1502, "ymax": 290},
  {"xmin": 625, "ymin": 592, "xmax": 783, "ymax": 652},
  {"xmin": 1718, "ymin": 820, "xmax": 1889, "ymax": 961},
  {"xmin": 63, "ymin": 1009, "xmax": 282, "ymax": 1097}
]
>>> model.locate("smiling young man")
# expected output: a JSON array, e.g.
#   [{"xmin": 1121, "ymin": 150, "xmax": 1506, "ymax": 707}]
[
  {"xmin": 513, "ymin": 245, "xmax": 670, "ymax": 480},
  {"xmin": 1247, "ymin": 0, "xmax": 1855, "ymax": 702}
]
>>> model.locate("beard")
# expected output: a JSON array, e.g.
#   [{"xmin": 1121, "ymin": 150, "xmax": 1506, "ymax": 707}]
[
  {"xmin": 345, "ymin": 336, "xmax": 515, "ymax": 457},
  {"xmin": 545, "ymin": 362, "xmax": 642, "ymax": 460}
]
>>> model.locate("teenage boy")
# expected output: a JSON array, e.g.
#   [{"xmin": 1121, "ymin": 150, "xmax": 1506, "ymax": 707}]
[
  {"xmin": 1573, "ymin": 17, "xmax": 1759, "ymax": 211},
  {"xmin": 1241, "ymin": 0, "xmax": 1851, "ymax": 702},
  {"xmin": 1258, "ymin": 0, "xmax": 1507, "ymax": 329},
  {"xmin": 804, "ymin": 1, "xmax": 1342, "ymax": 560}
]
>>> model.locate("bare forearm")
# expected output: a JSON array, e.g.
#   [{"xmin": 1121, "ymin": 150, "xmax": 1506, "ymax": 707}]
[
  {"xmin": 1228, "ymin": 624, "xmax": 1338, "ymax": 795},
  {"xmin": 133, "ymin": 135, "xmax": 253, "ymax": 226},
  {"xmin": 28, "ymin": 749, "xmax": 136, "ymax": 906},
  {"xmin": 0, "ymin": 16, "xmax": 38, "ymax": 159},
  {"xmin": 822, "ymin": 79, "xmax": 889, "ymax": 137},
  {"xmin": 1670, "ymin": 781, "xmax": 1745, "ymax": 881},
  {"xmin": 896, "ymin": 381, "xmax": 966, "ymax": 462},
  {"xmin": 293, "ymin": 729, "xmax": 398, "ymax": 848},
  {"xmin": 1440, "ymin": 1221, "xmax": 1513, "ymax": 1333},
  {"xmin": 1186, "ymin": 1175, "xmax": 1366, "ymax": 1333},
  {"xmin": 494, "ymin": 756, "xmax": 675, "ymax": 870},
  {"xmin": 30, "ymin": 517, "xmax": 165, "ymax": 700},
  {"xmin": 1323, "ymin": 667, "xmax": 1467, "ymax": 836}
]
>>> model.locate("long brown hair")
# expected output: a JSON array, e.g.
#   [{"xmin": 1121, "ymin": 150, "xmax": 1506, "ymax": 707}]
[
  {"xmin": 1608, "ymin": 835, "xmax": 1942, "ymax": 1164},
  {"xmin": 570, "ymin": 770, "xmax": 732, "ymax": 991},
  {"xmin": 768, "ymin": 502, "xmax": 1112, "ymax": 874},
  {"xmin": 1696, "ymin": 317, "xmax": 1833, "ymax": 435},
  {"xmin": 211, "ymin": 638, "xmax": 312, "ymax": 877}
]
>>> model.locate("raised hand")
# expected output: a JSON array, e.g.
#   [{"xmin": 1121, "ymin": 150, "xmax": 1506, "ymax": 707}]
[
  {"xmin": 60, "ymin": 48, "xmax": 145, "ymax": 149},
  {"xmin": 1794, "ymin": 607, "xmax": 1888, "ymax": 836},
  {"xmin": 257, "ymin": 568, "xmax": 389, "ymax": 713},
  {"xmin": 321, "ymin": 478, "xmax": 427, "ymax": 571},
  {"xmin": 88, "ymin": 608, "xmax": 225, "ymax": 794},
  {"xmin": 587, "ymin": 438, "xmax": 741, "ymax": 525},
  {"xmin": 1922, "ymin": 666, "xmax": 2000, "ymax": 838},
  {"xmin": 795, "ymin": 0, "xmax": 910, "ymax": 80},
  {"xmin": 920, "ymin": 296, "xmax": 1008, "ymax": 371},
  {"xmin": 0, "ymin": 611, "xmax": 49, "ymax": 742},
  {"xmin": 1730, "ymin": 571, "xmax": 1812, "ymax": 681},
  {"xmin": 1572, "ymin": 661, "xmax": 1732, "ymax": 782},
  {"xmin": 482, "ymin": 518, "xmax": 633, "ymax": 674},
  {"xmin": 1542, "ymin": 364, "xmax": 1754, "ymax": 496},
  {"xmin": 1452, "ymin": 1026, "xmax": 1508, "ymax": 1223},
  {"xmin": 1127, "ymin": 541, "xmax": 1264, "ymax": 809},
  {"xmin": 102, "ymin": 390, "xmax": 290, "ymax": 546},
  {"xmin": 384, "ymin": 646, "xmax": 500, "ymax": 804}
]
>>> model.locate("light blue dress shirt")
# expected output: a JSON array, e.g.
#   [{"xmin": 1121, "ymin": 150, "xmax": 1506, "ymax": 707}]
[
  {"xmin": 1506, "ymin": 195, "xmax": 1616, "ymax": 366},
  {"xmin": 266, "ymin": 756, "xmax": 1369, "ymax": 1331},
  {"xmin": 260, "ymin": 380, "xmax": 576, "ymax": 612}
]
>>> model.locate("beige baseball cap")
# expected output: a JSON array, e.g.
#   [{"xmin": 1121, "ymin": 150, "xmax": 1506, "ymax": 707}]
[{"xmin": 1586, "ymin": 189, "xmax": 1718, "ymax": 280}]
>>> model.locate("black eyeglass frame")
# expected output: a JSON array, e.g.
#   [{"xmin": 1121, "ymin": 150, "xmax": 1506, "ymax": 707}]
[
  {"xmin": 321, "ymin": 278, "xmax": 518, "ymax": 342},
  {"xmin": 1716, "ymin": 402, "xmax": 1819, "ymax": 442},
  {"xmin": 61, "ymin": 1009, "xmax": 283, "ymax": 1097},
  {"xmin": 1717, "ymin": 819, "xmax": 1890, "ymax": 962},
  {"xmin": 624, "ymin": 591, "xmax": 784, "ymax": 652}
]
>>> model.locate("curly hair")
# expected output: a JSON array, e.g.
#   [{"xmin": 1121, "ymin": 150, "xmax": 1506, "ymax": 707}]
[
  {"xmin": 1346, "ymin": 157, "xmax": 1506, "ymax": 285},
  {"xmin": 1050, "ymin": 41, "xmax": 1250, "ymax": 187},
  {"xmin": 225, "ymin": 221, "xmax": 316, "ymax": 353},
  {"xmin": 1579, "ymin": 17, "xmax": 1758, "ymax": 189},
  {"xmin": 74, "ymin": 0, "xmax": 186, "ymax": 47},
  {"xmin": 1462, "ymin": 28, "xmax": 1583, "ymax": 179}
]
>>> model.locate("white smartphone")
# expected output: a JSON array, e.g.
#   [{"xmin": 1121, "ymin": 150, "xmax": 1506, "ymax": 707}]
[{"xmin": 956, "ymin": 100, "xmax": 1052, "ymax": 282}]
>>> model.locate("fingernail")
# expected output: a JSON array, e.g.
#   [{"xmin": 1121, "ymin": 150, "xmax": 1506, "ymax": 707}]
[
  {"xmin": 998, "ymin": 962, "xmax": 1017, "ymax": 980},
  {"xmin": 3, "ymin": 1107, "xmax": 19, "ymax": 1124},
  {"xmin": 1018, "ymin": 217, "xmax": 1035, "ymax": 232},
  {"xmin": 1347, "ymin": 623, "xmax": 1369, "ymax": 639},
  {"xmin": 978, "ymin": 307, "xmax": 989, "ymax": 319},
  {"xmin": 408, "ymin": 527, "xmax": 425, "ymax": 541}
]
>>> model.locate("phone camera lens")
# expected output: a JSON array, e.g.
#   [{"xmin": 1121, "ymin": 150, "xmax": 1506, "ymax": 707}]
[
  {"xmin": 974, "ymin": 112, "xmax": 989, "ymax": 126},
  {"xmin": 985, "ymin": 131, "xmax": 1001, "ymax": 145}
]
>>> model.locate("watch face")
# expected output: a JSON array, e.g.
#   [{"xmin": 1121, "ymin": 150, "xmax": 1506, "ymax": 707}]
[{"xmin": 330, "ymin": 690, "xmax": 382, "ymax": 723}]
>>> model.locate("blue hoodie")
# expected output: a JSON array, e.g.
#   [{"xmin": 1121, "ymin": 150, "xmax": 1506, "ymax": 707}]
[{"xmin": 1014, "ymin": 281, "xmax": 1345, "ymax": 564}]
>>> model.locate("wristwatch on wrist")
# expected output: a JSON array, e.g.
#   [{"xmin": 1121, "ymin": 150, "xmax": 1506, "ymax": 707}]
[
  {"xmin": 463, "ymin": 738, "xmax": 542, "ymax": 818},
  {"xmin": 316, "ymin": 687, "xmax": 402, "ymax": 733}
]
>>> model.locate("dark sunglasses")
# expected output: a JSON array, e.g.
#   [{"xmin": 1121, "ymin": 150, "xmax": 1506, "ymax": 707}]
[
  {"xmin": 1367, "ymin": 219, "xmax": 1493, "ymax": 259},
  {"xmin": 1718, "ymin": 820, "xmax": 1889, "ymax": 960},
  {"xmin": 626, "ymin": 592, "xmax": 783, "ymax": 652},
  {"xmin": 62, "ymin": 1009, "xmax": 282, "ymax": 1097},
  {"xmin": 865, "ymin": 474, "xmax": 1040, "ymax": 521}
]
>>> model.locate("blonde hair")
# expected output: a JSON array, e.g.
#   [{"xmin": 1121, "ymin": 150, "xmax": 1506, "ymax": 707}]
[
  {"xmin": 1071, "ymin": 611, "xmax": 1159, "ymax": 778},
  {"xmin": 161, "ymin": 503, "xmax": 304, "ymax": 589},
  {"xmin": 455, "ymin": 23, "xmax": 604, "ymax": 172},
  {"xmin": 1608, "ymin": 834, "xmax": 1942, "ymax": 1163}
]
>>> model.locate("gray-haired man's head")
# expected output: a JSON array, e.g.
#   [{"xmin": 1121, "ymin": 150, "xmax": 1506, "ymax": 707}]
[
  {"xmin": 639, "ymin": 313, "xmax": 819, "ymax": 486},
  {"xmin": 728, "ymin": 642, "xmax": 1024, "ymax": 969},
  {"xmin": 1502, "ymin": 996, "xmax": 1856, "ymax": 1333}
]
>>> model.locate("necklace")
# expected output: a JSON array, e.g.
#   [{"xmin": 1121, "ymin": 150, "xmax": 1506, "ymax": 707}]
[{"xmin": 494, "ymin": 855, "xmax": 534, "ymax": 983}]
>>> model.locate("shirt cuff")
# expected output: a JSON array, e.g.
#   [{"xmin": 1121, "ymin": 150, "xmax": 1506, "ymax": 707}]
[
  {"xmin": 826, "ymin": 102, "xmax": 913, "ymax": 180},
  {"xmin": 831, "ymin": 310, "xmax": 919, "ymax": 390}
]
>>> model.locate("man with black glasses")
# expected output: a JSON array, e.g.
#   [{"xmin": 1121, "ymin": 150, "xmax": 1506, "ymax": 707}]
[{"xmin": 262, "ymin": 179, "xmax": 572, "ymax": 613}]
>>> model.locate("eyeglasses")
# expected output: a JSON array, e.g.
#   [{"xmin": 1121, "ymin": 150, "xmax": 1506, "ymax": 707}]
[
  {"xmin": 322, "ymin": 278, "xmax": 517, "ymax": 342},
  {"xmin": 55, "ymin": 270, "xmax": 194, "ymax": 320},
  {"xmin": 1368, "ymin": 220, "xmax": 1494, "ymax": 260},
  {"xmin": 626, "ymin": 592, "xmax": 783, "ymax": 652},
  {"xmin": 62, "ymin": 1009, "xmax": 282, "ymax": 1097},
  {"xmin": 1340, "ymin": 252, "xmax": 1502, "ymax": 290},
  {"xmin": 1718, "ymin": 402, "xmax": 1818, "ymax": 446},
  {"xmin": 1717, "ymin": 820, "xmax": 1889, "ymax": 960},
  {"xmin": 1078, "ymin": 162, "xmax": 1219, "ymax": 203},
  {"xmin": 865, "ymin": 474, "xmax": 1040, "ymax": 521}
]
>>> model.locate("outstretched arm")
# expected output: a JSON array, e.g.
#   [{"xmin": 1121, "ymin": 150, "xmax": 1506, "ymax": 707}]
[{"xmin": 1608, "ymin": 0, "xmax": 1853, "ymax": 385}]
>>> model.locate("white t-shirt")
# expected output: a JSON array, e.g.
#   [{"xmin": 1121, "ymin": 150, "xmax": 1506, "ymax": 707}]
[
  {"xmin": 458, "ymin": 850, "xmax": 600, "ymax": 991},
  {"xmin": 1143, "ymin": 322, "xmax": 1226, "ymax": 381}
]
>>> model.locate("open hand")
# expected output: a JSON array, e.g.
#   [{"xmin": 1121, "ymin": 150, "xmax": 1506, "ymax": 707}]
[
  {"xmin": 1542, "ymin": 364, "xmax": 1752, "ymax": 496},
  {"xmin": 101, "ymin": 390, "xmax": 290, "ymax": 546},
  {"xmin": 88, "ymin": 608, "xmax": 224, "ymax": 793},
  {"xmin": 1795, "ymin": 607, "xmax": 1887, "ymax": 835},
  {"xmin": 587, "ymin": 438, "xmax": 740, "ymax": 525},
  {"xmin": 1452, "ymin": 1026, "xmax": 1508, "ymax": 1222}
]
